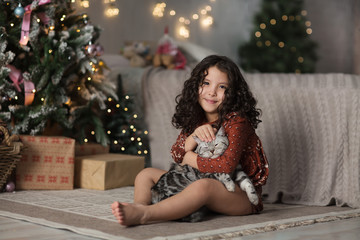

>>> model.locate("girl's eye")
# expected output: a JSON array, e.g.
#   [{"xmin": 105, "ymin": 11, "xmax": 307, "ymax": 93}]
[
  {"xmin": 202, "ymin": 81, "xmax": 210, "ymax": 86},
  {"xmin": 219, "ymin": 85, "xmax": 227, "ymax": 89}
]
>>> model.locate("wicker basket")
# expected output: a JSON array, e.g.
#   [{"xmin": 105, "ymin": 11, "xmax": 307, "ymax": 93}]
[{"xmin": 0, "ymin": 125, "xmax": 24, "ymax": 191}]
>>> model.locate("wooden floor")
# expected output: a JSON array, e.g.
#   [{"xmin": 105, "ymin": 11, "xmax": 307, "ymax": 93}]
[{"xmin": 1, "ymin": 215, "xmax": 359, "ymax": 240}]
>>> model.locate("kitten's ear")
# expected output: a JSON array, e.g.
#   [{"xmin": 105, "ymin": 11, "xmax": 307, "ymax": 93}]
[{"xmin": 217, "ymin": 126, "xmax": 225, "ymax": 136}]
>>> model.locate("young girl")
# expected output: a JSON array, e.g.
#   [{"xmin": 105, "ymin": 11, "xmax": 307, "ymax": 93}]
[{"xmin": 111, "ymin": 55, "xmax": 269, "ymax": 226}]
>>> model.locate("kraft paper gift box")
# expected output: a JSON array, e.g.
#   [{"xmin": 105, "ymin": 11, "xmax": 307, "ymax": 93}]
[
  {"xmin": 75, "ymin": 153, "xmax": 144, "ymax": 190},
  {"xmin": 16, "ymin": 136, "xmax": 75, "ymax": 190},
  {"xmin": 75, "ymin": 143, "xmax": 110, "ymax": 156}
]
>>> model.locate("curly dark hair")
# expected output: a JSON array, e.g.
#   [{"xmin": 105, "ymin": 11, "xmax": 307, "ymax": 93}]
[{"xmin": 172, "ymin": 55, "xmax": 261, "ymax": 134}]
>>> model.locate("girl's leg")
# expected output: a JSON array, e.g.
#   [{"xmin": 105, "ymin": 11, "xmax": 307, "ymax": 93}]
[
  {"xmin": 111, "ymin": 178, "xmax": 252, "ymax": 226},
  {"xmin": 133, "ymin": 168, "xmax": 166, "ymax": 205}
]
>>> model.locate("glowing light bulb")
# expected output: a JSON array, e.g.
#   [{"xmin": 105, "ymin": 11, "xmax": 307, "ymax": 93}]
[
  {"xmin": 201, "ymin": 15, "xmax": 213, "ymax": 27},
  {"xmin": 80, "ymin": 0, "xmax": 89, "ymax": 8},
  {"xmin": 105, "ymin": 4, "xmax": 119, "ymax": 17},
  {"xmin": 179, "ymin": 25, "xmax": 190, "ymax": 38},
  {"xmin": 153, "ymin": 2, "xmax": 166, "ymax": 17}
]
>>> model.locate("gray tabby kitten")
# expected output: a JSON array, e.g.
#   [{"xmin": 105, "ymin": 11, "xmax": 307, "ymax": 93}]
[
  {"xmin": 151, "ymin": 126, "xmax": 258, "ymax": 222},
  {"xmin": 193, "ymin": 126, "xmax": 258, "ymax": 206}
]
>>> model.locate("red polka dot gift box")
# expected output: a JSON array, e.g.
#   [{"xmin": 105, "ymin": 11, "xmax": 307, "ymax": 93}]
[{"xmin": 16, "ymin": 136, "xmax": 75, "ymax": 190}]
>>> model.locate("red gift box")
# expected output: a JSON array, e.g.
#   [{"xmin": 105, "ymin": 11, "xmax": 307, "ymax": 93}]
[{"xmin": 16, "ymin": 136, "xmax": 75, "ymax": 190}]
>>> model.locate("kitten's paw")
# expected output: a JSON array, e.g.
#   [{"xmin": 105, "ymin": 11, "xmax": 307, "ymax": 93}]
[
  {"xmin": 226, "ymin": 182, "xmax": 235, "ymax": 192},
  {"xmin": 248, "ymin": 193, "xmax": 259, "ymax": 205},
  {"xmin": 202, "ymin": 152, "xmax": 213, "ymax": 158}
]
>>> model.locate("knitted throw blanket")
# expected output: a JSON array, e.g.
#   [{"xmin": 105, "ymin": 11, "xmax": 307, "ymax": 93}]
[{"xmin": 142, "ymin": 68, "xmax": 360, "ymax": 208}]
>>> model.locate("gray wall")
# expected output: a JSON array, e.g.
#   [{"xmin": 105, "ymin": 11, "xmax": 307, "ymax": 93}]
[{"xmin": 76, "ymin": 0, "xmax": 359, "ymax": 74}]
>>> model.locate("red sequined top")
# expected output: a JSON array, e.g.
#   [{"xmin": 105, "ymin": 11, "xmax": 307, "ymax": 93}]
[{"xmin": 170, "ymin": 112, "xmax": 269, "ymax": 187}]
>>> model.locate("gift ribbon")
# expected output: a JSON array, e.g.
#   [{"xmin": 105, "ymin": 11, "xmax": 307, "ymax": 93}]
[
  {"xmin": 7, "ymin": 65, "xmax": 35, "ymax": 106},
  {"xmin": 19, "ymin": 0, "xmax": 51, "ymax": 46},
  {"xmin": 7, "ymin": 65, "xmax": 22, "ymax": 92}
]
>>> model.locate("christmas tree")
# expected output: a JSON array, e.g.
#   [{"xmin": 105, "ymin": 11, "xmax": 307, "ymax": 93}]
[
  {"xmin": 0, "ymin": 0, "xmax": 117, "ymax": 145},
  {"xmin": 104, "ymin": 75, "xmax": 151, "ymax": 167},
  {"xmin": 239, "ymin": 0, "xmax": 318, "ymax": 73}
]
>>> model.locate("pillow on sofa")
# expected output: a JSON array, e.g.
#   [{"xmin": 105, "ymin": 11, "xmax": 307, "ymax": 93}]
[{"xmin": 101, "ymin": 54, "xmax": 130, "ymax": 70}]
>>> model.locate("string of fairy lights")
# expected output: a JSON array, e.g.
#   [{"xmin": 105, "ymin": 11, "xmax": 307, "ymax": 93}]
[
  {"xmin": 77, "ymin": 0, "xmax": 216, "ymax": 39},
  {"xmin": 152, "ymin": 0, "xmax": 216, "ymax": 39},
  {"xmin": 78, "ymin": 0, "xmax": 119, "ymax": 17}
]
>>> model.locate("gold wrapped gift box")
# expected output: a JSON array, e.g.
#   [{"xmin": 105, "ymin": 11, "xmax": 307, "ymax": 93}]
[{"xmin": 75, "ymin": 153, "xmax": 144, "ymax": 190}]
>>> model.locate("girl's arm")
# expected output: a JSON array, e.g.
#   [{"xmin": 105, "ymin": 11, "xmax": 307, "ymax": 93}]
[
  {"xmin": 182, "ymin": 124, "xmax": 217, "ymax": 168},
  {"xmin": 181, "ymin": 151, "xmax": 198, "ymax": 168},
  {"xmin": 197, "ymin": 117, "xmax": 253, "ymax": 174},
  {"xmin": 184, "ymin": 124, "xmax": 216, "ymax": 152},
  {"xmin": 171, "ymin": 124, "xmax": 216, "ymax": 167},
  {"xmin": 184, "ymin": 133, "xmax": 197, "ymax": 152}
]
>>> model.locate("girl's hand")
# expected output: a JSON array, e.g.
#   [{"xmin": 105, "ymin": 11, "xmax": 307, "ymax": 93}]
[{"xmin": 193, "ymin": 124, "xmax": 217, "ymax": 142}]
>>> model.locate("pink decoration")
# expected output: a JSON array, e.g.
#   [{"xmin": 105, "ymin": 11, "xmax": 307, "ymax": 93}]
[
  {"xmin": 5, "ymin": 181, "xmax": 15, "ymax": 192},
  {"xmin": 19, "ymin": 0, "xmax": 52, "ymax": 46},
  {"xmin": 6, "ymin": 65, "xmax": 35, "ymax": 106},
  {"xmin": 24, "ymin": 80, "xmax": 35, "ymax": 106},
  {"xmin": 95, "ymin": 45, "xmax": 104, "ymax": 56},
  {"xmin": 37, "ymin": 12, "xmax": 51, "ymax": 25},
  {"xmin": 7, "ymin": 64, "xmax": 22, "ymax": 92}
]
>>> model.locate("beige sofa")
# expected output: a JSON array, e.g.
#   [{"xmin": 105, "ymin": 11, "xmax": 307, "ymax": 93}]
[{"xmin": 141, "ymin": 68, "xmax": 360, "ymax": 209}]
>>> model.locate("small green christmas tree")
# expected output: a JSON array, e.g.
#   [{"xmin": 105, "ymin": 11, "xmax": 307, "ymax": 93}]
[
  {"xmin": 104, "ymin": 75, "xmax": 151, "ymax": 167},
  {"xmin": 239, "ymin": 0, "xmax": 318, "ymax": 73},
  {"xmin": 0, "ymin": 0, "xmax": 116, "ymax": 145}
]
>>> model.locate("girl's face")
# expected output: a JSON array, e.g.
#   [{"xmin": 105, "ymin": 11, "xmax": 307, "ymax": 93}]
[{"xmin": 198, "ymin": 66, "xmax": 229, "ymax": 122}]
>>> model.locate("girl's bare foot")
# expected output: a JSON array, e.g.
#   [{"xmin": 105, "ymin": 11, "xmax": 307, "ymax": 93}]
[{"xmin": 111, "ymin": 201, "xmax": 148, "ymax": 226}]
